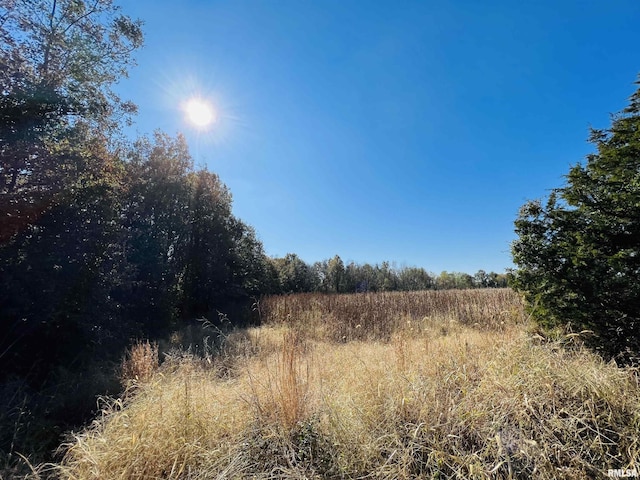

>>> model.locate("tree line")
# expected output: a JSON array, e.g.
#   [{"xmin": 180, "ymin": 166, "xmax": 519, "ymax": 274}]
[
  {"xmin": 1, "ymin": 130, "xmax": 274, "ymax": 380},
  {"xmin": 0, "ymin": 0, "xmax": 284, "ymax": 460},
  {"xmin": 266, "ymin": 253, "xmax": 508, "ymax": 295}
]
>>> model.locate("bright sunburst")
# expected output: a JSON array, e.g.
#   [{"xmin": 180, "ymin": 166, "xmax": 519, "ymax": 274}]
[{"xmin": 184, "ymin": 97, "xmax": 215, "ymax": 128}]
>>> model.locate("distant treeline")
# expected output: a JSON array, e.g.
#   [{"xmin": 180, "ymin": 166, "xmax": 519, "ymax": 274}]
[{"xmin": 265, "ymin": 254, "xmax": 509, "ymax": 294}]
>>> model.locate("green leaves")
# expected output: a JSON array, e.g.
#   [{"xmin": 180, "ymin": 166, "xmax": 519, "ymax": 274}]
[
  {"xmin": 0, "ymin": 0, "xmax": 143, "ymax": 126},
  {"xmin": 1, "ymin": 0, "xmax": 144, "ymax": 244},
  {"xmin": 0, "ymin": 128, "xmax": 278, "ymax": 382},
  {"xmin": 512, "ymin": 75, "xmax": 640, "ymax": 364}
]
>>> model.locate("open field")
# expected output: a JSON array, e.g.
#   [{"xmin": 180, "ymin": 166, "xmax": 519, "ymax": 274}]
[{"xmin": 26, "ymin": 289, "xmax": 640, "ymax": 479}]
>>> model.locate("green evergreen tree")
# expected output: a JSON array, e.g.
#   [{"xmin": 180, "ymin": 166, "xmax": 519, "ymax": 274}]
[{"xmin": 512, "ymin": 77, "xmax": 640, "ymax": 364}]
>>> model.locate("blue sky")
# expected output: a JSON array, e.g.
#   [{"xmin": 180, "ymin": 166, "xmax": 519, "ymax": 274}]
[{"xmin": 115, "ymin": 0, "xmax": 640, "ymax": 273}]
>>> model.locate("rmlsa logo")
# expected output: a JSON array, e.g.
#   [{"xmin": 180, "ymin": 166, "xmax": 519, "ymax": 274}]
[{"xmin": 607, "ymin": 469, "xmax": 639, "ymax": 478}]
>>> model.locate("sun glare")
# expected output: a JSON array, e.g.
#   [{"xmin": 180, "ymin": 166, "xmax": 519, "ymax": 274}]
[{"xmin": 184, "ymin": 98, "xmax": 215, "ymax": 128}]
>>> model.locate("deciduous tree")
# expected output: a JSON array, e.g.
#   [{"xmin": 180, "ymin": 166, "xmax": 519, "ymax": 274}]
[{"xmin": 0, "ymin": 0, "xmax": 143, "ymax": 242}]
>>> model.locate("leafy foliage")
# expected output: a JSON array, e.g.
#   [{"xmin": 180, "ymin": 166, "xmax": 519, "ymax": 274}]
[
  {"xmin": 0, "ymin": 130, "xmax": 276, "ymax": 467},
  {"xmin": 512, "ymin": 77, "xmax": 640, "ymax": 364},
  {"xmin": 0, "ymin": 0, "xmax": 142, "ymax": 243},
  {"xmin": 0, "ymin": 131, "xmax": 274, "ymax": 380},
  {"xmin": 267, "ymin": 254, "xmax": 507, "ymax": 295},
  {"xmin": 0, "ymin": 0, "xmax": 143, "ymax": 128},
  {"xmin": 0, "ymin": 3, "xmax": 274, "ymax": 463}
]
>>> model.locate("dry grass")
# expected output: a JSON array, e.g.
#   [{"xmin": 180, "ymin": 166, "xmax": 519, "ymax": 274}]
[
  {"xmin": 258, "ymin": 288, "xmax": 527, "ymax": 342},
  {"xmin": 120, "ymin": 340, "xmax": 159, "ymax": 386},
  {"xmin": 30, "ymin": 290, "xmax": 640, "ymax": 479}
]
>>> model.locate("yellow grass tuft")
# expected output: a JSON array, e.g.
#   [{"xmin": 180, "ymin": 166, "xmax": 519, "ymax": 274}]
[{"xmin": 119, "ymin": 340, "xmax": 159, "ymax": 386}]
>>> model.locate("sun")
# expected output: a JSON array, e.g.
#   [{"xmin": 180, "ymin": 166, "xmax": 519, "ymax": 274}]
[{"xmin": 184, "ymin": 97, "xmax": 215, "ymax": 128}]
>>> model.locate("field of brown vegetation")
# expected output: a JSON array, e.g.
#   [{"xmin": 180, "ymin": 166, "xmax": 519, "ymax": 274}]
[
  {"xmin": 22, "ymin": 289, "xmax": 640, "ymax": 479},
  {"xmin": 258, "ymin": 289, "xmax": 523, "ymax": 341}
]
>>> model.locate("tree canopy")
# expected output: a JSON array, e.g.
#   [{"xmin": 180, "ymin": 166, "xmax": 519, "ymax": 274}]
[
  {"xmin": 0, "ymin": 0, "xmax": 143, "ymax": 126},
  {"xmin": 512, "ymin": 76, "xmax": 640, "ymax": 365},
  {"xmin": 0, "ymin": 0, "xmax": 143, "ymax": 243},
  {"xmin": 0, "ymin": 1, "xmax": 275, "ymax": 387}
]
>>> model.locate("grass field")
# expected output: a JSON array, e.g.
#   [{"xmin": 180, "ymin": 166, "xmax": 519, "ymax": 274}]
[{"xmin": 25, "ymin": 289, "xmax": 640, "ymax": 479}]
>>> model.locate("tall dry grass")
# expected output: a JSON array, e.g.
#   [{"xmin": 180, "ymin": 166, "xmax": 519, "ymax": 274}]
[
  {"xmin": 120, "ymin": 340, "xmax": 159, "ymax": 387},
  {"xmin": 259, "ymin": 288, "xmax": 526, "ymax": 341},
  {"xmin": 29, "ymin": 289, "xmax": 640, "ymax": 479}
]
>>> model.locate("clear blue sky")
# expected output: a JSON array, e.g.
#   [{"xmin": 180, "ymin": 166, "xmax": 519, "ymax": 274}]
[{"xmin": 115, "ymin": 0, "xmax": 640, "ymax": 274}]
